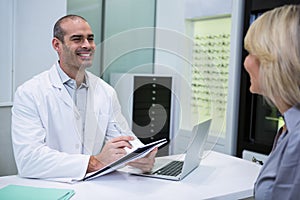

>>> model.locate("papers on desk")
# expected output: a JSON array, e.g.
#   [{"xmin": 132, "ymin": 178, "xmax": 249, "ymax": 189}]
[
  {"xmin": 83, "ymin": 138, "xmax": 167, "ymax": 181},
  {"xmin": 0, "ymin": 184, "xmax": 75, "ymax": 200}
]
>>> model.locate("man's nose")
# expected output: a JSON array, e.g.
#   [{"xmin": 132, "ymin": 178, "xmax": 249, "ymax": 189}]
[{"xmin": 81, "ymin": 38, "xmax": 91, "ymax": 48}]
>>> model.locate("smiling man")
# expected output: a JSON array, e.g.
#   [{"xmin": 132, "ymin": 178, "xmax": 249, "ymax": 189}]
[
  {"xmin": 11, "ymin": 15, "xmax": 157, "ymax": 182},
  {"xmin": 52, "ymin": 15, "xmax": 96, "ymax": 86}
]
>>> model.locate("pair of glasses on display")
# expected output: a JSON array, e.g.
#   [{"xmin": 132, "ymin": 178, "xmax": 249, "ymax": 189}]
[{"xmin": 195, "ymin": 34, "xmax": 230, "ymax": 40}]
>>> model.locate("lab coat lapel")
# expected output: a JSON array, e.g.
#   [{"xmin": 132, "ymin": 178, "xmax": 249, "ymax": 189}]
[
  {"xmin": 49, "ymin": 64, "xmax": 74, "ymax": 109},
  {"xmin": 49, "ymin": 64, "xmax": 82, "ymax": 148},
  {"xmin": 83, "ymin": 77, "xmax": 105, "ymax": 155}
]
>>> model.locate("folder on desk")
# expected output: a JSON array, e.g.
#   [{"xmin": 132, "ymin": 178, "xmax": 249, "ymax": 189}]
[
  {"xmin": 83, "ymin": 138, "xmax": 168, "ymax": 181},
  {"xmin": 0, "ymin": 184, "xmax": 75, "ymax": 200}
]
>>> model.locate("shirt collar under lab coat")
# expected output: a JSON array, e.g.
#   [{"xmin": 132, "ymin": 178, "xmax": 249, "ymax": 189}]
[{"xmin": 55, "ymin": 61, "xmax": 89, "ymax": 89}]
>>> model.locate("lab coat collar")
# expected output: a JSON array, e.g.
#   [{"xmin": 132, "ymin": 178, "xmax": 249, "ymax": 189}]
[
  {"xmin": 83, "ymin": 80, "xmax": 102, "ymax": 154},
  {"xmin": 48, "ymin": 62, "xmax": 74, "ymax": 108},
  {"xmin": 83, "ymin": 72, "xmax": 106, "ymax": 154},
  {"xmin": 49, "ymin": 63, "xmax": 104, "ymax": 154}
]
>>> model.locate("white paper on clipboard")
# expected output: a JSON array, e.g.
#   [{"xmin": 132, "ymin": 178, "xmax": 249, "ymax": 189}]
[{"xmin": 83, "ymin": 138, "xmax": 168, "ymax": 181}]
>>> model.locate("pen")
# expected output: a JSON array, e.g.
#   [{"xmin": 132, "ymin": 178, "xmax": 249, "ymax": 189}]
[
  {"xmin": 113, "ymin": 123, "xmax": 144, "ymax": 148},
  {"xmin": 113, "ymin": 123, "xmax": 126, "ymax": 136}
]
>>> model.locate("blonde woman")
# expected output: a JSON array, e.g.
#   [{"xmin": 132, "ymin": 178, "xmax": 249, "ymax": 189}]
[{"xmin": 244, "ymin": 5, "xmax": 300, "ymax": 199}]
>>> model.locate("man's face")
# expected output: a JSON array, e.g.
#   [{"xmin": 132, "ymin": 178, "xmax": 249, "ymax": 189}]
[{"xmin": 57, "ymin": 18, "xmax": 96, "ymax": 70}]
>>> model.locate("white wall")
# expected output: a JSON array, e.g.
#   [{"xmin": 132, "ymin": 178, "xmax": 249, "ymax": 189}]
[
  {"xmin": 155, "ymin": 0, "xmax": 233, "ymax": 131},
  {"xmin": 154, "ymin": 0, "xmax": 243, "ymax": 155},
  {"xmin": 0, "ymin": 0, "xmax": 67, "ymax": 176},
  {"xmin": 184, "ymin": 0, "xmax": 232, "ymax": 19},
  {"xmin": 154, "ymin": 0, "xmax": 189, "ymax": 139},
  {"xmin": 0, "ymin": 0, "xmax": 13, "ymax": 105},
  {"xmin": 13, "ymin": 0, "xmax": 67, "ymax": 90}
]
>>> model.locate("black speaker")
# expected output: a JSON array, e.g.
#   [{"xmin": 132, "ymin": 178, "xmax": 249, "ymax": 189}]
[{"xmin": 132, "ymin": 76, "xmax": 172, "ymax": 156}]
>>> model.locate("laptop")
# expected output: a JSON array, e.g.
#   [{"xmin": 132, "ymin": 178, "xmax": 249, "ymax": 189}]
[{"xmin": 128, "ymin": 119, "xmax": 211, "ymax": 181}]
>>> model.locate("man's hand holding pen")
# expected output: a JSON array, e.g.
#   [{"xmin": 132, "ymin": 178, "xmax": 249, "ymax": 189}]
[
  {"xmin": 112, "ymin": 123, "xmax": 158, "ymax": 172},
  {"xmin": 87, "ymin": 135, "xmax": 135, "ymax": 173},
  {"xmin": 87, "ymin": 123, "xmax": 158, "ymax": 173}
]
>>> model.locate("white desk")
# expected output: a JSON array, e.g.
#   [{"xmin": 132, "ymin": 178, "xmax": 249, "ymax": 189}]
[{"xmin": 0, "ymin": 151, "xmax": 260, "ymax": 200}]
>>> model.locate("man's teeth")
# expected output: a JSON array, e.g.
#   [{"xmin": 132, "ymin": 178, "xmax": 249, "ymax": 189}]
[{"xmin": 79, "ymin": 53, "xmax": 90, "ymax": 57}]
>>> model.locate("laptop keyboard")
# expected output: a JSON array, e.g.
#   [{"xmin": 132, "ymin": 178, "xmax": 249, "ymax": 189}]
[{"xmin": 152, "ymin": 161, "xmax": 184, "ymax": 177}]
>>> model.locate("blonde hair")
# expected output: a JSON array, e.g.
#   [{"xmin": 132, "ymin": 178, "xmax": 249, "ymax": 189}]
[{"xmin": 244, "ymin": 5, "xmax": 300, "ymax": 108}]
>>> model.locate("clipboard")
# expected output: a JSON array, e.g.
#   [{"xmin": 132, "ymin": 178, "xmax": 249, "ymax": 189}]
[{"xmin": 83, "ymin": 138, "xmax": 168, "ymax": 181}]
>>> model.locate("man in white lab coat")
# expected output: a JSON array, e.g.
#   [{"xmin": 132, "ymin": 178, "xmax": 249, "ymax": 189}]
[{"xmin": 11, "ymin": 15, "xmax": 157, "ymax": 183}]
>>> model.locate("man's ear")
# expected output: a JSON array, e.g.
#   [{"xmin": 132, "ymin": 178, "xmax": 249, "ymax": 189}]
[{"xmin": 52, "ymin": 37, "xmax": 61, "ymax": 52}]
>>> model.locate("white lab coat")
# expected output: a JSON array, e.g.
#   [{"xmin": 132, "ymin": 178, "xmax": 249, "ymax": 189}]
[{"xmin": 11, "ymin": 63, "xmax": 137, "ymax": 183}]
